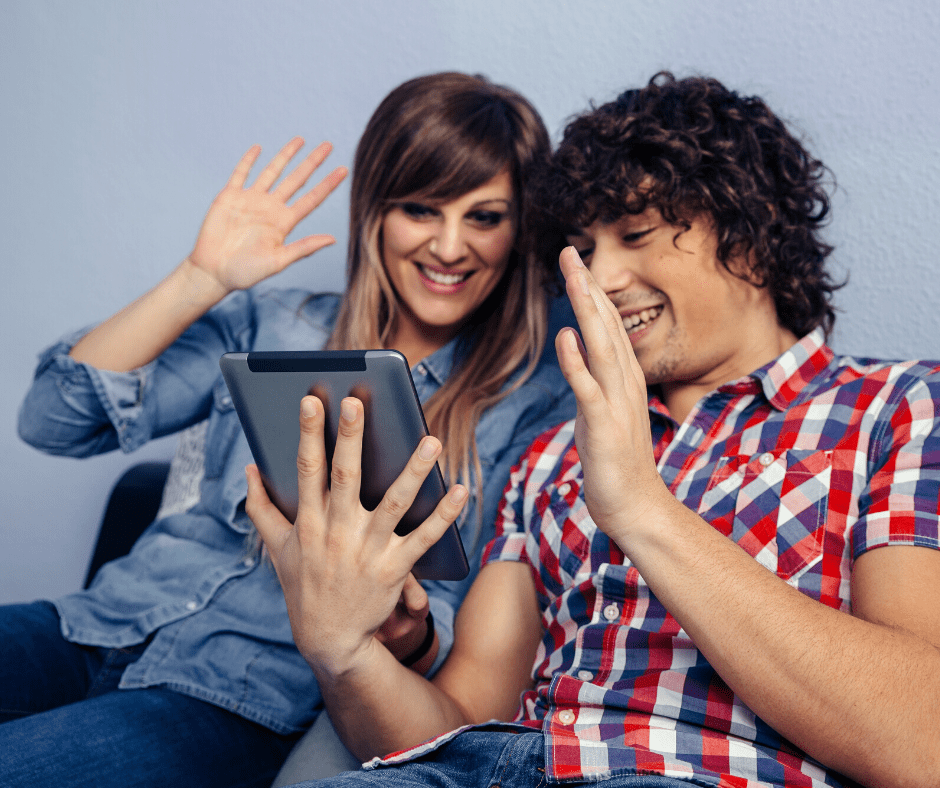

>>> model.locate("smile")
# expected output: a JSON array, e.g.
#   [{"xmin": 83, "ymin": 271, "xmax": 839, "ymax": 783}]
[
  {"xmin": 622, "ymin": 305, "xmax": 664, "ymax": 334},
  {"xmin": 418, "ymin": 264, "xmax": 472, "ymax": 286}
]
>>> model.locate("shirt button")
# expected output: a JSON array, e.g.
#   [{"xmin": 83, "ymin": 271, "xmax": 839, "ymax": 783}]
[
  {"xmin": 242, "ymin": 557, "xmax": 256, "ymax": 568},
  {"xmin": 603, "ymin": 603, "xmax": 620, "ymax": 621},
  {"xmin": 185, "ymin": 600, "xmax": 198, "ymax": 611},
  {"xmin": 555, "ymin": 709, "xmax": 576, "ymax": 725},
  {"xmin": 577, "ymin": 670, "xmax": 594, "ymax": 681},
  {"xmin": 415, "ymin": 364, "xmax": 426, "ymax": 376},
  {"xmin": 759, "ymin": 451, "xmax": 775, "ymax": 467},
  {"xmin": 557, "ymin": 483, "xmax": 571, "ymax": 497}
]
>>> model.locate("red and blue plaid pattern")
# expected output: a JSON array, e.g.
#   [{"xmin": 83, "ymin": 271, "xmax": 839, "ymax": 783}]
[{"xmin": 477, "ymin": 330, "xmax": 940, "ymax": 787}]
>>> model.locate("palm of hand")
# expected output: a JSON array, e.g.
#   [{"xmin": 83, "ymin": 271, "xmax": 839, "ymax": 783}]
[
  {"xmin": 191, "ymin": 186, "xmax": 298, "ymax": 291},
  {"xmin": 187, "ymin": 138, "xmax": 346, "ymax": 295}
]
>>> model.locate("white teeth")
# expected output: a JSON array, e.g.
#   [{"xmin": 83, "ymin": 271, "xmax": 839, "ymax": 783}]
[
  {"xmin": 624, "ymin": 306, "xmax": 663, "ymax": 332},
  {"xmin": 420, "ymin": 265, "xmax": 469, "ymax": 286}
]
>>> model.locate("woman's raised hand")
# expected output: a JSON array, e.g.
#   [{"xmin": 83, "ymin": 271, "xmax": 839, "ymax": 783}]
[{"xmin": 188, "ymin": 138, "xmax": 347, "ymax": 294}]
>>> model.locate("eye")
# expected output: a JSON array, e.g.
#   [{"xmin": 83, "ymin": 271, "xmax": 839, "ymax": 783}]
[
  {"xmin": 565, "ymin": 235, "xmax": 593, "ymax": 261},
  {"xmin": 573, "ymin": 246, "xmax": 594, "ymax": 261},
  {"xmin": 467, "ymin": 209, "xmax": 508, "ymax": 228},
  {"xmin": 400, "ymin": 202, "xmax": 437, "ymax": 220},
  {"xmin": 622, "ymin": 228, "xmax": 653, "ymax": 245}
]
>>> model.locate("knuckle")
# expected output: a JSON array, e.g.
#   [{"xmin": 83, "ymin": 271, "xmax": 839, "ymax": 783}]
[
  {"xmin": 337, "ymin": 418, "xmax": 359, "ymax": 438},
  {"xmin": 296, "ymin": 453, "xmax": 324, "ymax": 479},
  {"xmin": 330, "ymin": 463, "xmax": 360, "ymax": 488},
  {"xmin": 410, "ymin": 526, "xmax": 440, "ymax": 554},
  {"xmin": 380, "ymin": 492, "xmax": 411, "ymax": 520}
]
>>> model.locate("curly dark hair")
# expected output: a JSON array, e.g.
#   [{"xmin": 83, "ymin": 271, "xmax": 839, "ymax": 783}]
[{"xmin": 536, "ymin": 72, "xmax": 843, "ymax": 338}]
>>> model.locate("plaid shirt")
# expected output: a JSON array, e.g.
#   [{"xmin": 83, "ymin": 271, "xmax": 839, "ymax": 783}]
[
  {"xmin": 368, "ymin": 330, "xmax": 940, "ymax": 786},
  {"xmin": 477, "ymin": 329, "xmax": 940, "ymax": 787}
]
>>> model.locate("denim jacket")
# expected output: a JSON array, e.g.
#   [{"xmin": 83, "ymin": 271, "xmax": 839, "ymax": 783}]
[{"xmin": 17, "ymin": 288, "xmax": 576, "ymax": 733}]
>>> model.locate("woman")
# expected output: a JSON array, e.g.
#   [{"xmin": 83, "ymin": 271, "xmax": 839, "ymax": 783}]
[{"xmin": 6, "ymin": 73, "xmax": 574, "ymax": 788}]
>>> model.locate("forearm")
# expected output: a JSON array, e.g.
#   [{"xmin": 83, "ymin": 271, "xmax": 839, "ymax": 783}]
[
  {"xmin": 70, "ymin": 257, "xmax": 227, "ymax": 371},
  {"xmin": 310, "ymin": 639, "xmax": 470, "ymax": 762},
  {"xmin": 620, "ymin": 494, "xmax": 940, "ymax": 788}
]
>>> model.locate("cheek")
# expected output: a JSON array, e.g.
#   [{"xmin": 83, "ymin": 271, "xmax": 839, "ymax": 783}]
[
  {"xmin": 381, "ymin": 216, "xmax": 422, "ymax": 261},
  {"xmin": 477, "ymin": 230, "xmax": 515, "ymax": 271}
]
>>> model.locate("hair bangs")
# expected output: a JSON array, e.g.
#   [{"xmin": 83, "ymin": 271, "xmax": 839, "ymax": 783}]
[{"xmin": 384, "ymin": 102, "xmax": 517, "ymax": 205}]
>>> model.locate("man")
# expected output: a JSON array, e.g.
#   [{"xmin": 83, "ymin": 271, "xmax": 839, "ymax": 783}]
[{"xmin": 248, "ymin": 74, "xmax": 940, "ymax": 788}]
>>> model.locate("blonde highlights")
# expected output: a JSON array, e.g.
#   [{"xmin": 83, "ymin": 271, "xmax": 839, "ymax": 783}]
[{"xmin": 327, "ymin": 72, "xmax": 553, "ymax": 512}]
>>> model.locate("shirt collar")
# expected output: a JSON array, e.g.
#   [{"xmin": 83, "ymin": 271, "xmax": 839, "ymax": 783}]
[
  {"xmin": 647, "ymin": 327, "xmax": 834, "ymax": 416},
  {"xmin": 746, "ymin": 327, "xmax": 833, "ymax": 411},
  {"xmin": 414, "ymin": 334, "xmax": 466, "ymax": 387}
]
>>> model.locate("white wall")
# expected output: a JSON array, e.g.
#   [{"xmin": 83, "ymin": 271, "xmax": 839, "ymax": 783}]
[{"xmin": 3, "ymin": 0, "xmax": 938, "ymax": 603}]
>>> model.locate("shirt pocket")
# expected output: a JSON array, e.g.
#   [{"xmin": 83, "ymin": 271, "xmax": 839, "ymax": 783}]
[
  {"xmin": 698, "ymin": 449, "xmax": 832, "ymax": 581},
  {"xmin": 203, "ymin": 376, "xmax": 239, "ymax": 480}
]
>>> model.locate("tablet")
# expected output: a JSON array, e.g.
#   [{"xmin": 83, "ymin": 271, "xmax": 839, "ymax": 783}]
[{"xmin": 219, "ymin": 349, "xmax": 469, "ymax": 581}]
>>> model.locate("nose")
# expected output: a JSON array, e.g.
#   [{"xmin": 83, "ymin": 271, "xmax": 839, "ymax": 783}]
[
  {"xmin": 428, "ymin": 218, "xmax": 467, "ymax": 264},
  {"xmin": 586, "ymin": 236, "xmax": 636, "ymax": 295}
]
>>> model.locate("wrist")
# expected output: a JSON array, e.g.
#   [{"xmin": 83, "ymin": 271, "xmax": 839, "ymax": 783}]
[
  {"xmin": 603, "ymin": 483, "xmax": 681, "ymax": 555},
  {"xmin": 177, "ymin": 256, "xmax": 231, "ymax": 307},
  {"xmin": 400, "ymin": 611, "xmax": 437, "ymax": 672}
]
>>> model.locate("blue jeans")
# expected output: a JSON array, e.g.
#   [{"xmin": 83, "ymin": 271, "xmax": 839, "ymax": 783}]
[
  {"xmin": 294, "ymin": 730, "xmax": 706, "ymax": 788},
  {"xmin": 0, "ymin": 601, "xmax": 299, "ymax": 788}
]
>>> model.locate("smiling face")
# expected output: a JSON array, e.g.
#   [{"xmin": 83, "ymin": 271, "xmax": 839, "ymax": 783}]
[
  {"xmin": 567, "ymin": 208, "xmax": 798, "ymax": 418},
  {"xmin": 381, "ymin": 169, "xmax": 516, "ymax": 361}
]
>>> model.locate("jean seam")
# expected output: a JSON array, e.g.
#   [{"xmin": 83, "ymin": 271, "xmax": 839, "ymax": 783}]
[{"xmin": 491, "ymin": 732, "xmax": 527, "ymax": 788}]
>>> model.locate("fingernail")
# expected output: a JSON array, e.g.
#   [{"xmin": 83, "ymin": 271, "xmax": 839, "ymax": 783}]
[
  {"xmin": 341, "ymin": 399, "xmax": 356, "ymax": 422},
  {"xmin": 449, "ymin": 486, "xmax": 468, "ymax": 504},
  {"xmin": 418, "ymin": 438, "xmax": 438, "ymax": 461},
  {"xmin": 301, "ymin": 398, "xmax": 316, "ymax": 419},
  {"xmin": 563, "ymin": 328, "xmax": 580, "ymax": 354},
  {"xmin": 567, "ymin": 246, "xmax": 585, "ymax": 267}
]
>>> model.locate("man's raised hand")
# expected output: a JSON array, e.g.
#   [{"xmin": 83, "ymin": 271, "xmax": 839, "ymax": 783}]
[{"xmin": 554, "ymin": 246, "xmax": 669, "ymax": 548}]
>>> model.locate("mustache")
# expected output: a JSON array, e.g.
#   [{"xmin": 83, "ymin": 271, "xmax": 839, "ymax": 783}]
[{"xmin": 606, "ymin": 289, "xmax": 666, "ymax": 311}]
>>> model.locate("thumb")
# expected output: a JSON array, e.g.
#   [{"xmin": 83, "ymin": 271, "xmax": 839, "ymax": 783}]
[
  {"xmin": 399, "ymin": 573, "xmax": 430, "ymax": 620},
  {"xmin": 244, "ymin": 464, "xmax": 291, "ymax": 556}
]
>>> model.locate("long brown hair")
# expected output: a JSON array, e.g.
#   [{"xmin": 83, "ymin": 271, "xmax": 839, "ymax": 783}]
[{"xmin": 327, "ymin": 72, "xmax": 553, "ymax": 507}]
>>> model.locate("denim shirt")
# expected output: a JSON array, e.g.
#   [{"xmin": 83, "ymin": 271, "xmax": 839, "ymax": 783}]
[{"xmin": 17, "ymin": 287, "xmax": 576, "ymax": 733}]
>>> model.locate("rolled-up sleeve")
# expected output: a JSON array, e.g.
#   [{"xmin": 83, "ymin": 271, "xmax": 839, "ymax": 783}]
[{"xmin": 18, "ymin": 291, "xmax": 256, "ymax": 458}]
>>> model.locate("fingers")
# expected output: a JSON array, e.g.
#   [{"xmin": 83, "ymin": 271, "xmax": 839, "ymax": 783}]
[
  {"xmin": 400, "ymin": 574, "xmax": 430, "ymax": 620},
  {"xmin": 245, "ymin": 463, "xmax": 291, "ymax": 555},
  {"xmin": 278, "ymin": 234, "xmax": 338, "ymax": 268},
  {"xmin": 404, "ymin": 484, "xmax": 468, "ymax": 567},
  {"xmin": 328, "ymin": 398, "xmax": 365, "ymax": 513},
  {"xmin": 226, "ymin": 145, "xmax": 262, "ymax": 189},
  {"xmin": 555, "ymin": 325, "xmax": 599, "ymax": 410},
  {"xmin": 272, "ymin": 141, "xmax": 342, "ymax": 201},
  {"xmin": 368, "ymin": 435, "xmax": 442, "ymax": 540},
  {"xmin": 251, "ymin": 136, "xmax": 306, "ymax": 192},
  {"xmin": 295, "ymin": 395, "xmax": 329, "ymax": 526},
  {"xmin": 558, "ymin": 246, "xmax": 644, "ymax": 403},
  {"xmin": 359, "ymin": 426, "xmax": 467, "ymax": 562},
  {"xmin": 288, "ymin": 164, "xmax": 348, "ymax": 220}
]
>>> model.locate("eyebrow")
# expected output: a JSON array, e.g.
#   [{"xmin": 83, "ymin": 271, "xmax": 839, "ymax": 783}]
[
  {"xmin": 561, "ymin": 225, "xmax": 587, "ymax": 237},
  {"xmin": 470, "ymin": 198, "xmax": 513, "ymax": 208}
]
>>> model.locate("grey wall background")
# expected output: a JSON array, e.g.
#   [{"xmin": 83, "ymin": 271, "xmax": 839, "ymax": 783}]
[{"xmin": 3, "ymin": 0, "xmax": 938, "ymax": 603}]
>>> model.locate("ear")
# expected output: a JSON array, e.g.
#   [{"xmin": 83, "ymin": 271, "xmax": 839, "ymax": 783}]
[{"xmin": 724, "ymin": 244, "xmax": 769, "ymax": 289}]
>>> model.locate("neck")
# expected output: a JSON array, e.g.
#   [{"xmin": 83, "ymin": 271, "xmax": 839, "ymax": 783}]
[
  {"xmin": 661, "ymin": 326, "xmax": 800, "ymax": 425},
  {"xmin": 388, "ymin": 322, "xmax": 457, "ymax": 370}
]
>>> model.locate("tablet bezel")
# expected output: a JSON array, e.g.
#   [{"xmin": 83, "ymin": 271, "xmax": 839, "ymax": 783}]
[{"xmin": 219, "ymin": 349, "xmax": 469, "ymax": 581}]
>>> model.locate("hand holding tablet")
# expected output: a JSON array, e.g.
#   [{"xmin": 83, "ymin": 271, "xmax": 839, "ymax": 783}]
[{"xmin": 221, "ymin": 350, "xmax": 470, "ymax": 581}]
